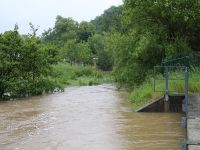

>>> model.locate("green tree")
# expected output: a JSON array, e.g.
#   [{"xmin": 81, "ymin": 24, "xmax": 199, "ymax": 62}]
[
  {"xmin": 0, "ymin": 30, "xmax": 22, "ymax": 98},
  {"xmin": 54, "ymin": 16, "xmax": 78, "ymax": 43},
  {"xmin": 42, "ymin": 43, "xmax": 61, "ymax": 65},
  {"xmin": 75, "ymin": 42, "xmax": 91, "ymax": 64},
  {"xmin": 77, "ymin": 21, "xmax": 95, "ymax": 42},
  {"xmin": 91, "ymin": 6, "xmax": 123, "ymax": 33},
  {"xmin": 123, "ymin": 0, "xmax": 200, "ymax": 54},
  {"xmin": 0, "ymin": 26, "xmax": 62, "ymax": 99},
  {"xmin": 107, "ymin": 0, "xmax": 200, "ymax": 87},
  {"xmin": 63, "ymin": 40, "xmax": 92, "ymax": 65},
  {"xmin": 42, "ymin": 16, "xmax": 79, "ymax": 46},
  {"xmin": 88, "ymin": 34, "xmax": 113, "ymax": 70}
]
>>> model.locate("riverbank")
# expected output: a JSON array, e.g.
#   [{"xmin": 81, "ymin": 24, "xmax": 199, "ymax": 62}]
[
  {"xmin": 0, "ymin": 63, "xmax": 113, "ymax": 101},
  {"xmin": 128, "ymin": 69, "xmax": 200, "ymax": 110},
  {"xmin": 50, "ymin": 63, "xmax": 113, "ymax": 87}
]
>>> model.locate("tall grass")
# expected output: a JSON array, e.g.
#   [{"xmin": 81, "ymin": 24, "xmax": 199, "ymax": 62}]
[
  {"xmin": 129, "ymin": 68, "xmax": 200, "ymax": 109},
  {"xmin": 49, "ymin": 63, "xmax": 113, "ymax": 88}
]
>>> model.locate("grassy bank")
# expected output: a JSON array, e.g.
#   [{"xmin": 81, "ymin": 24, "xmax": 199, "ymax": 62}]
[
  {"xmin": 128, "ymin": 69, "xmax": 200, "ymax": 110},
  {"xmin": 0, "ymin": 63, "xmax": 112, "ymax": 101},
  {"xmin": 50, "ymin": 63, "xmax": 113, "ymax": 89}
]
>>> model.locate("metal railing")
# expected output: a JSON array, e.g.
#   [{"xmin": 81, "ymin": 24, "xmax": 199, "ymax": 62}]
[
  {"xmin": 155, "ymin": 54, "xmax": 200, "ymax": 150},
  {"xmin": 153, "ymin": 66, "xmax": 189, "ymax": 113},
  {"xmin": 162, "ymin": 52, "xmax": 200, "ymax": 68}
]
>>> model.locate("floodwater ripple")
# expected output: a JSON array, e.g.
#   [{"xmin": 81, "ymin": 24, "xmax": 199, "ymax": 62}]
[{"xmin": 0, "ymin": 84, "xmax": 185, "ymax": 150}]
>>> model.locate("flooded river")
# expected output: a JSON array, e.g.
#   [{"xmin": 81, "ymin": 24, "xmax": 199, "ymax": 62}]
[{"xmin": 0, "ymin": 84, "xmax": 185, "ymax": 150}]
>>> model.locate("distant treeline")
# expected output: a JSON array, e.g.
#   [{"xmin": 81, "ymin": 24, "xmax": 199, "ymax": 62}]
[
  {"xmin": 41, "ymin": 6, "xmax": 123, "ymax": 71},
  {"xmin": 1, "ymin": 0, "xmax": 200, "ymax": 99}
]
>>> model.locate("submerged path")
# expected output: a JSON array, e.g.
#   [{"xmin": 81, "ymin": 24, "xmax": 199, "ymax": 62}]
[
  {"xmin": 187, "ymin": 95, "xmax": 200, "ymax": 150},
  {"xmin": 0, "ymin": 84, "xmax": 185, "ymax": 150}
]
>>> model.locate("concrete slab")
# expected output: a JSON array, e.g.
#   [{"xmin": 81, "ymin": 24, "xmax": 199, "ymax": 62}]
[
  {"xmin": 187, "ymin": 118, "xmax": 200, "ymax": 142},
  {"xmin": 188, "ymin": 145, "xmax": 200, "ymax": 150},
  {"xmin": 188, "ymin": 95, "xmax": 200, "ymax": 150}
]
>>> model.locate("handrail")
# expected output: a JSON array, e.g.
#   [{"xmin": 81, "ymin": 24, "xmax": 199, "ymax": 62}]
[
  {"xmin": 162, "ymin": 56, "xmax": 189, "ymax": 64},
  {"xmin": 162, "ymin": 53, "xmax": 200, "ymax": 67}
]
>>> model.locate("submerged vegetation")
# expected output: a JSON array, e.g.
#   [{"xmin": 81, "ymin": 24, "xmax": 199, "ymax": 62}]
[
  {"xmin": 50, "ymin": 63, "xmax": 113, "ymax": 87},
  {"xmin": 0, "ymin": 24, "xmax": 112, "ymax": 100},
  {"xmin": 1, "ymin": 0, "xmax": 200, "ymax": 104}
]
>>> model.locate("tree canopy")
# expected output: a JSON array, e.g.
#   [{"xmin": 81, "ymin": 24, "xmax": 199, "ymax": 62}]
[{"xmin": 1, "ymin": 1, "xmax": 200, "ymax": 99}]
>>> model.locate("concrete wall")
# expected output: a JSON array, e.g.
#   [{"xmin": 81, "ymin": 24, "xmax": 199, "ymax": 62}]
[{"xmin": 137, "ymin": 95, "xmax": 185, "ymax": 112}]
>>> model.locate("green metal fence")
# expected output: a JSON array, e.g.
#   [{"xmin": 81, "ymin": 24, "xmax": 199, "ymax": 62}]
[
  {"xmin": 154, "ymin": 65, "xmax": 189, "ymax": 114},
  {"xmin": 155, "ymin": 53, "xmax": 200, "ymax": 150},
  {"xmin": 154, "ymin": 66, "xmax": 186, "ymax": 93},
  {"xmin": 162, "ymin": 52, "xmax": 200, "ymax": 67}
]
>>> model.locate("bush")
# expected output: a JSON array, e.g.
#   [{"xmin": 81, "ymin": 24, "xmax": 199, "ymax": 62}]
[
  {"xmin": 50, "ymin": 62, "xmax": 112, "ymax": 87},
  {"xmin": 74, "ymin": 66, "xmax": 93, "ymax": 77}
]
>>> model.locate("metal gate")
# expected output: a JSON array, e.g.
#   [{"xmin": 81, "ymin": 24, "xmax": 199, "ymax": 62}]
[
  {"xmin": 153, "ymin": 65, "xmax": 189, "ymax": 113},
  {"xmin": 153, "ymin": 54, "xmax": 200, "ymax": 150},
  {"xmin": 154, "ymin": 53, "xmax": 200, "ymax": 114}
]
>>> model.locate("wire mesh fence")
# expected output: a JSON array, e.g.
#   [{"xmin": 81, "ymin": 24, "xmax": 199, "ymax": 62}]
[
  {"xmin": 154, "ymin": 66, "xmax": 186, "ymax": 94},
  {"xmin": 162, "ymin": 52, "xmax": 200, "ymax": 68}
]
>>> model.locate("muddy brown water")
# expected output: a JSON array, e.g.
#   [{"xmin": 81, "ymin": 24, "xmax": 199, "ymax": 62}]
[{"xmin": 0, "ymin": 84, "xmax": 185, "ymax": 150}]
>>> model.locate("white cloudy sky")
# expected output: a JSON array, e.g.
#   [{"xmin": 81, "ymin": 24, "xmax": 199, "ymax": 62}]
[{"xmin": 0, "ymin": 0, "xmax": 123, "ymax": 35}]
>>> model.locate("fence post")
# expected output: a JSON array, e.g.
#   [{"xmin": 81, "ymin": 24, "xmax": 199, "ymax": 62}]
[
  {"xmin": 185, "ymin": 67, "xmax": 189, "ymax": 116},
  {"xmin": 154, "ymin": 66, "xmax": 156, "ymax": 92},
  {"xmin": 164, "ymin": 66, "xmax": 170, "ymax": 112},
  {"xmin": 165, "ymin": 66, "xmax": 169, "ymax": 101}
]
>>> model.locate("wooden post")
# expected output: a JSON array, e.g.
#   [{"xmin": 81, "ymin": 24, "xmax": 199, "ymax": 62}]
[{"xmin": 93, "ymin": 58, "xmax": 98, "ymax": 70}]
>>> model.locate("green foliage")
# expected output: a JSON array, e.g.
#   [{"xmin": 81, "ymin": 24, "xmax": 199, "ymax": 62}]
[
  {"xmin": 77, "ymin": 21, "xmax": 95, "ymax": 42},
  {"xmin": 91, "ymin": 6, "xmax": 123, "ymax": 33},
  {"xmin": 74, "ymin": 66, "xmax": 93, "ymax": 77},
  {"xmin": 54, "ymin": 16, "xmax": 78, "ymax": 43},
  {"xmin": 2, "ymin": 2, "xmax": 200, "ymax": 103},
  {"xmin": 188, "ymin": 68, "xmax": 200, "ymax": 94},
  {"xmin": 128, "ymin": 81, "xmax": 163, "ymax": 109},
  {"xmin": 96, "ymin": 48, "xmax": 113, "ymax": 71},
  {"xmin": 123, "ymin": 0, "xmax": 200, "ymax": 52},
  {"xmin": 41, "ymin": 16, "xmax": 78, "ymax": 46},
  {"xmin": 88, "ymin": 34, "xmax": 114, "ymax": 71},
  {"xmin": 88, "ymin": 34, "xmax": 104, "ymax": 55},
  {"xmin": 129, "ymin": 70, "xmax": 200, "ymax": 110},
  {"xmin": 0, "ymin": 28, "xmax": 61, "ymax": 99},
  {"xmin": 42, "ymin": 43, "xmax": 61, "ymax": 65},
  {"xmin": 41, "ymin": 10, "xmax": 122, "ymax": 70},
  {"xmin": 50, "ymin": 63, "xmax": 112, "ymax": 87},
  {"xmin": 104, "ymin": 32, "xmax": 155, "ymax": 87},
  {"xmin": 105, "ymin": 0, "xmax": 200, "ymax": 88},
  {"xmin": 63, "ymin": 40, "xmax": 92, "ymax": 65}
]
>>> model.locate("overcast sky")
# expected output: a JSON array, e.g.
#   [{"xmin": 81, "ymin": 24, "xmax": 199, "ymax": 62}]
[{"xmin": 0, "ymin": 0, "xmax": 123, "ymax": 35}]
